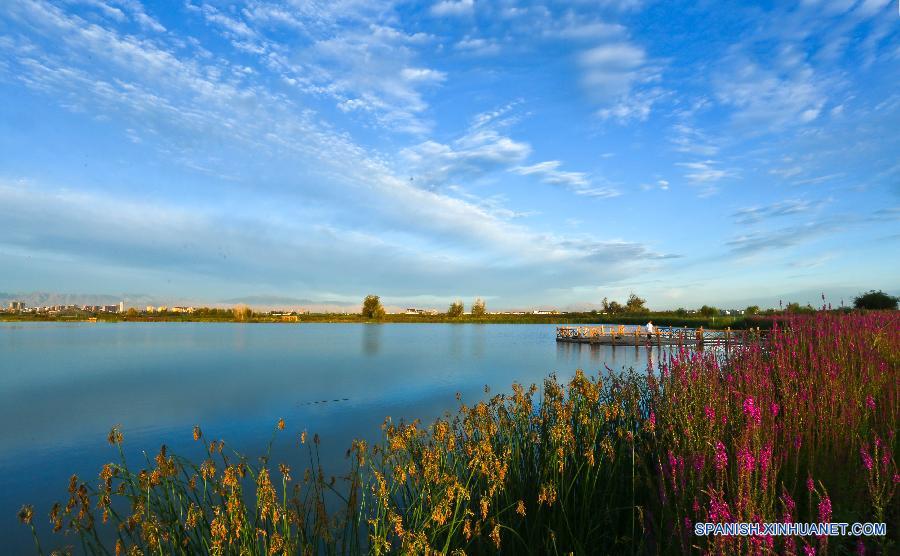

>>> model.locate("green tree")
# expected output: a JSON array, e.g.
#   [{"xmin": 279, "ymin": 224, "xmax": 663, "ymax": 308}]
[
  {"xmin": 600, "ymin": 297, "xmax": 610, "ymax": 312},
  {"xmin": 471, "ymin": 298, "xmax": 486, "ymax": 317},
  {"xmin": 698, "ymin": 305, "xmax": 718, "ymax": 317},
  {"xmin": 361, "ymin": 295, "xmax": 385, "ymax": 319},
  {"xmin": 626, "ymin": 293, "xmax": 648, "ymax": 313},
  {"xmin": 674, "ymin": 307, "xmax": 687, "ymax": 317},
  {"xmin": 447, "ymin": 300, "xmax": 464, "ymax": 317},
  {"xmin": 607, "ymin": 301, "xmax": 624, "ymax": 314},
  {"xmin": 745, "ymin": 305, "xmax": 760, "ymax": 315},
  {"xmin": 853, "ymin": 290, "xmax": 899, "ymax": 310}
]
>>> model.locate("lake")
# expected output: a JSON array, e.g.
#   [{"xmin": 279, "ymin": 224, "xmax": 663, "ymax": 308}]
[{"xmin": 0, "ymin": 322, "xmax": 662, "ymax": 552}]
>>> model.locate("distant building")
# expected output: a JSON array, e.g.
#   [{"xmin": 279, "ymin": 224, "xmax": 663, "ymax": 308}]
[
  {"xmin": 531, "ymin": 310, "xmax": 560, "ymax": 315},
  {"xmin": 157, "ymin": 306, "xmax": 168, "ymax": 312},
  {"xmin": 8, "ymin": 301, "xmax": 25, "ymax": 311},
  {"xmin": 170, "ymin": 306, "xmax": 195, "ymax": 314},
  {"xmin": 102, "ymin": 305, "xmax": 118, "ymax": 313},
  {"xmin": 119, "ymin": 301, "xmax": 125, "ymax": 313},
  {"xmin": 405, "ymin": 308, "xmax": 438, "ymax": 315},
  {"xmin": 146, "ymin": 306, "xmax": 156, "ymax": 313}
]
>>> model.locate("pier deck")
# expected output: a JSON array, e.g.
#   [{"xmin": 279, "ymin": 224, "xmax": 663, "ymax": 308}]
[{"xmin": 556, "ymin": 325, "xmax": 764, "ymax": 347}]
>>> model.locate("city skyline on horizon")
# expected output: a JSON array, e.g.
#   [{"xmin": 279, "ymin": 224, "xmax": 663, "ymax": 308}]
[{"xmin": 1, "ymin": 1, "xmax": 898, "ymax": 308}]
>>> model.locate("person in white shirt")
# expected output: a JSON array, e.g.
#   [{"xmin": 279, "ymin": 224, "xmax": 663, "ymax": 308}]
[{"xmin": 646, "ymin": 321, "xmax": 655, "ymax": 339}]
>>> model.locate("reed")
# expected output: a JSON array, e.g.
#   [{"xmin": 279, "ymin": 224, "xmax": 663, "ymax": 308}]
[{"xmin": 20, "ymin": 312, "xmax": 898, "ymax": 554}]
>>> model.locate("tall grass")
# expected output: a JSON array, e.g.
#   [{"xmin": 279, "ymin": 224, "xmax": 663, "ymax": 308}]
[{"xmin": 19, "ymin": 312, "xmax": 898, "ymax": 554}]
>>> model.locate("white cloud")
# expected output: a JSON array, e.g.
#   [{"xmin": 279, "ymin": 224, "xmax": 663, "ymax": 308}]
[
  {"xmin": 511, "ymin": 161, "xmax": 621, "ymax": 198},
  {"xmin": 715, "ymin": 59, "xmax": 828, "ymax": 130},
  {"xmin": 455, "ymin": 36, "xmax": 501, "ymax": 56},
  {"xmin": 577, "ymin": 40, "xmax": 663, "ymax": 121},
  {"xmin": 430, "ymin": 0, "xmax": 474, "ymax": 17},
  {"xmin": 402, "ymin": 128, "xmax": 531, "ymax": 186}
]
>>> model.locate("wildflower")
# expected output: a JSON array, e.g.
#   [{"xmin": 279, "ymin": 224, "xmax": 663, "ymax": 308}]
[
  {"xmin": 193, "ymin": 425, "xmax": 202, "ymax": 441},
  {"xmin": 714, "ymin": 441, "xmax": 728, "ymax": 471},
  {"xmin": 300, "ymin": 430, "xmax": 307, "ymax": 445},
  {"xmin": 279, "ymin": 463, "xmax": 292, "ymax": 482},
  {"xmin": 737, "ymin": 446, "xmax": 755, "ymax": 475},
  {"xmin": 490, "ymin": 523, "xmax": 501, "ymax": 549},
  {"xmin": 818, "ymin": 496, "xmax": 832, "ymax": 523},
  {"xmin": 865, "ymin": 395, "xmax": 875, "ymax": 410},
  {"xmin": 860, "ymin": 445, "xmax": 874, "ymax": 471},
  {"xmin": 277, "ymin": 418, "xmax": 285, "ymax": 431},
  {"xmin": 17, "ymin": 505, "xmax": 33, "ymax": 525},
  {"xmin": 742, "ymin": 397, "xmax": 762, "ymax": 426},
  {"xmin": 107, "ymin": 425, "xmax": 124, "ymax": 446},
  {"xmin": 516, "ymin": 500, "xmax": 526, "ymax": 516},
  {"xmin": 807, "ymin": 476, "xmax": 815, "ymax": 493},
  {"xmin": 704, "ymin": 406, "xmax": 715, "ymax": 421}
]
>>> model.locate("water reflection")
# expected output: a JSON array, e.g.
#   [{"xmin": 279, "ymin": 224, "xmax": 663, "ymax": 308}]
[
  {"xmin": 362, "ymin": 323, "xmax": 382, "ymax": 356},
  {"xmin": 0, "ymin": 322, "xmax": 649, "ymax": 551}
]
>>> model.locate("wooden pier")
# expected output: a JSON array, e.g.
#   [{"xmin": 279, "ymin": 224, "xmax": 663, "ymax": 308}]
[{"xmin": 556, "ymin": 325, "xmax": 764, "ymax": 348}]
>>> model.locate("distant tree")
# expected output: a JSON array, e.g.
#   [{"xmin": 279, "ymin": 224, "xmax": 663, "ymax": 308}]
[
  {"xmin": 126, "ymin": 308, "xmax": 138, "ymax": 317},
  {"xmin": 607, "ymin": 301, "xmax": 624, "ymax": 314},
  {"xmin": 601, "ymin": 297, "xmax": 610, "ymax": 312},
  {"xmin": 674, "ymin": 307, "xmax": 687, "ymax": 317},
  {"xmin": 853, "ymin": 290, "xmax": 899, "ymax": 310},
  {"xmin": 233, "ymin": 304, "xmax": 252, "ymax": 322},
  {"xmin": 471, "ymin": 298, "xmax": 486, "ymax": 317},
  {"xmin": 745, "ymin": 305, "xmax": 760, "ymax": 315},
  {"xmin": 626, "ymin": 293, "xmax": 648, "ymax": 313},
  {"xmin": 698, "ymin": 305, "xmax": 718, "ymax": 317},
  {"xmin": 785, "ymin": 302, "xmax": 815, "ymax": 314},
  {"xmin": 447, "ymin": 300, "xmax": 464, "ymax": 317},
  {"xmin": 361, "ymin": 295, "xmax": 386, "ymax": 319}
]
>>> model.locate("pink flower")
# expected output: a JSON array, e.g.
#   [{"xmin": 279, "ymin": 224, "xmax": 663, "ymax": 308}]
[
  {"xmin": 704, "ymin": 405, "xmax": 715, "ymax": 421},
  {"xmin": 770, "ymin": 402, "xmax": 780, "ymax": 417},
  {"xmin": 860, "ymin": 445, "xmax": 873, "ymax": 471},
  {"xmin": 818, "ymin": 496, "xmax": 832, "ymax": 523},
  {"xmin": 804, "ymin": 545, "xmax": 816, "ymax": 556},
  {"xmin": 714, "ymin": 441, "xmax": 728, "ymax": 471},
  {"xmin": 738, "ymin": 446, "xmax": 755, "ymax": 474},
  {"xmin": 807, "ymin": 476, "xmax": 815, "ymax": 492},
  {"xmin": 865, "ymin": 395, "xmax": 875, "ymax": 410},
  {"xmin": 743, "ymin": 397, "xmax": 762, "ymax": 426}
]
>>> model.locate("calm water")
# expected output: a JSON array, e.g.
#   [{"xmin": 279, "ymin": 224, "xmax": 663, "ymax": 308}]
[{"xmin": 0, "ymin": 322, "xmax": 661, "ymax": 552}]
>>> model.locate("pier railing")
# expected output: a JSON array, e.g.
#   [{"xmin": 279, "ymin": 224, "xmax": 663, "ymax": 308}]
[{"xmin": 556, "ymin": 325, "xmax": 765, "ymax": 347}]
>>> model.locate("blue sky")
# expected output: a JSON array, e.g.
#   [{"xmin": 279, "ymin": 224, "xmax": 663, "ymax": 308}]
[{"xmin": 0, "ymin": 0, "xmax": 898, "ymax": 310}]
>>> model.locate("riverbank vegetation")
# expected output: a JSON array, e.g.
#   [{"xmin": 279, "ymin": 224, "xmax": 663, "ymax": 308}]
[
  {"xmin": 3, "ymin": 290, "xmax": 894, "ymax": 330},
  {"xmin": 20, "ymin": 311, "xmax": 898, "ymax": 554}
]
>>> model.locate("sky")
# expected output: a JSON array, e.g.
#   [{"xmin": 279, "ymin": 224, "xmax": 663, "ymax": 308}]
[{"xmin": 0, "ymin": 0, "xmax": 898, "ymax": 311}]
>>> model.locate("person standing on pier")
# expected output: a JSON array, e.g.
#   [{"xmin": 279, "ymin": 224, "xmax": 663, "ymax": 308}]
[{"xmin": 645, "ymin": 320, "xmax": 654, "ymax": 339}]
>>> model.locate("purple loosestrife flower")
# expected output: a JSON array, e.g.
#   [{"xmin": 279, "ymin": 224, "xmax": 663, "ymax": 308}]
[
  {"xmin": 738, "ymin": 447, "xmax": 755, "ymax": 475},
  {"xmin": 856, "ymin": 539, "xmax": 866, "ymax": 555},
  {"xmin": 714, "ymin": 441, "xmax": 728, "ymax": 471},
  {"xmin": 860, "ymin": 445, "xmax": 874, "ymax": 471},
  {"xmin": 743, "ymin": 397, "xmax": 762, "ymax": 427},
  {"xmin": 818, "ymin": 496, "xmax": 832, "ymax": 523},
  {"xmin": 807, "ymin": 476, "xmax": 815, "ymax": 493},
  {"xmin": 803, "ymin": 544, "xmax": 816, "ymax": 555},
  {"xmin": 704, "ymin": 405, "xmax": 715, "ymax": 421},
  {"xmin": 865, "ymin": 395, "xmax": 875, "ymax": 410}
]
